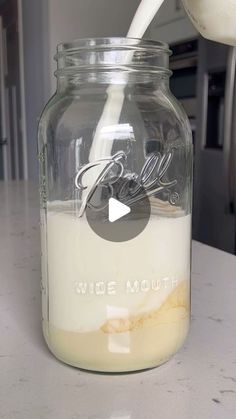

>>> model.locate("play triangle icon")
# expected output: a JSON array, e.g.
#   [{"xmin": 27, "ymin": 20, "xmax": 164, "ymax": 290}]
[{"xmin": 108, "ymin": 198, "xmax": 131, "ymax": 223}]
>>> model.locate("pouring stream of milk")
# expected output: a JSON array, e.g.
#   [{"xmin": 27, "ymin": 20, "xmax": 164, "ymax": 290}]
[{"xmin": 88, "ymin": 0, "xmax": 165, "ymax": 163}]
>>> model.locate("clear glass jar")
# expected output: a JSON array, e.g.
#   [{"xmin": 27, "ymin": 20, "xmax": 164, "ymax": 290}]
[{"xmin": 38, "ymin": 38, "xmax": 192, "ymax": 373}]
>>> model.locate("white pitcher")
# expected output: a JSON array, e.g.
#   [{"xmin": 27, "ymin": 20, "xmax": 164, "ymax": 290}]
[{"xmin": 182, "ymin": 0, "xmax": 236, "ymax": 46}]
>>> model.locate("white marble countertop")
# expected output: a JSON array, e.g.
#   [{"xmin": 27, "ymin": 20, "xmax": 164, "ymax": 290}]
[{"xmin": 1, "ymin": 181, "xmax": 236, "ymax": 419}]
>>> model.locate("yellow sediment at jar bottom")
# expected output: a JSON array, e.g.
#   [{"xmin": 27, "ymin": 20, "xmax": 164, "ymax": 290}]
[{"xmin": 43, "ymin": 281, "xmax": 190, "ymax": 372}]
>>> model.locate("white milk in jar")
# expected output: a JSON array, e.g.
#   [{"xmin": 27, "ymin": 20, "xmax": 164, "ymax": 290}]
[{"xmin": 43, "ymin": 203, "xmax": 191, "ymax": 371}]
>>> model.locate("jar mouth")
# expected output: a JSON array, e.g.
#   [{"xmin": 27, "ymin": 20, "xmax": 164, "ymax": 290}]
[
  {"xmin": 56, "ymin": 37, "xmax": 171, "ymax": 56},
  {"xmin": 55, "ymin": 37, "xmax": 172, "ymax": 78}
]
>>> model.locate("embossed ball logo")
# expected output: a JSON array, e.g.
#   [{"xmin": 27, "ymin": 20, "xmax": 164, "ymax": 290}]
[{"xmin": 75, "ymin": 149, "xmax": 178, "ymax": 242}]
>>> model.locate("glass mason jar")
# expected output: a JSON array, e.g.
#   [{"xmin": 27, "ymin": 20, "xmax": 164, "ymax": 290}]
[{"xmin": 38, "ymin": 38, "xmax": 192, "ymax": 373}]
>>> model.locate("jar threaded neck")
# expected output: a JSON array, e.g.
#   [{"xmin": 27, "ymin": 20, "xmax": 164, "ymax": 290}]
[{"xmin": 55, "ymin": 37, "xmax": 172, "ymax": 78}]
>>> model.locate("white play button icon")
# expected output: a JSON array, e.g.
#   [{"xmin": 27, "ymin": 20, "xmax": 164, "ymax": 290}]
[
  {"xmin": 86, "ymin": 177, "xmax": 150, "ymax": 242},
  {"xmin": 108, "ymin": 198, "xmax": 131, "ymax": 223}
]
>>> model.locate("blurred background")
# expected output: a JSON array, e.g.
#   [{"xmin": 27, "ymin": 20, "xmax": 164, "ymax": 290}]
[{"xmin": 1, "ymin": 0, "xmax": 236, "ymax": 254}]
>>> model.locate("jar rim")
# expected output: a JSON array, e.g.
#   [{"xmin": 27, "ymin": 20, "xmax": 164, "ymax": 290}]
[
  {"xmin": 55, "ymin": 37, "xmax": 172, "ymax": 80},
  {"xmin": 55, "ymin": 37, "xmax": 171, "ymax": 58}
]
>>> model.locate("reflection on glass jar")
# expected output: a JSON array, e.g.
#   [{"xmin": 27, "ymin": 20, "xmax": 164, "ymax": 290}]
[{"xmin": 38, "ymin": 37, "xmax": 193, "ymax": 373}]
